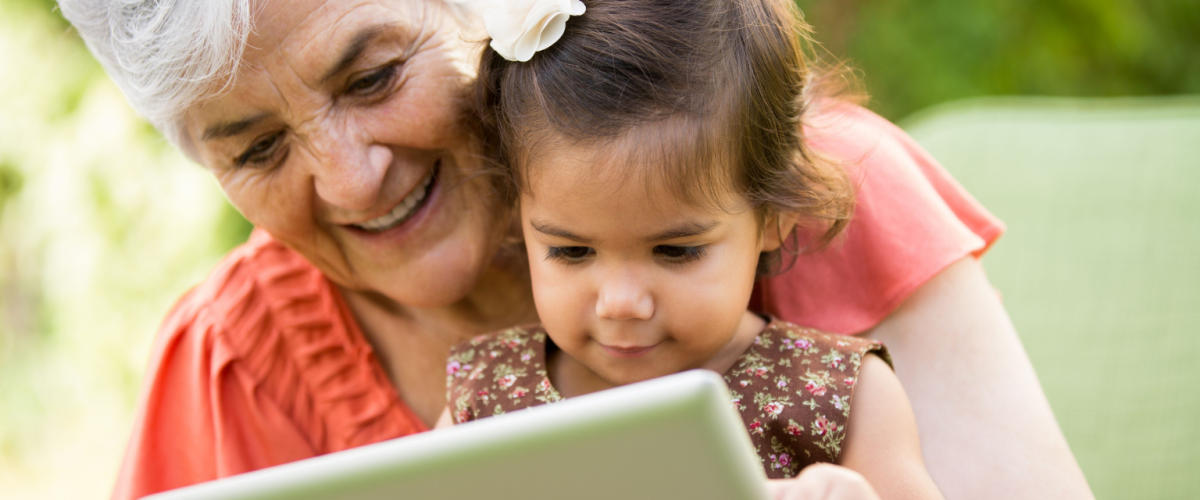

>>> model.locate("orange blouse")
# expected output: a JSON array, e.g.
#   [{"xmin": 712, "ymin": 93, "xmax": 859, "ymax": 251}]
[
  {"xmin": 110, "ymin": 232, "xmax": 427, "ymax": 500},
  {"xmin": 752, "ymin": 103, "xmax": 1005, "ymax": 333},
  {"xmin": 111, "ymin": 104, "xmax": 1002, "ymax": 499}
]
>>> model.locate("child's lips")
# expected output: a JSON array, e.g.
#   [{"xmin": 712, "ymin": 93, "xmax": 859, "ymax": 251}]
[{"xmin": 599, "ymin": 342, "xmax": 661, "ymax": 359}]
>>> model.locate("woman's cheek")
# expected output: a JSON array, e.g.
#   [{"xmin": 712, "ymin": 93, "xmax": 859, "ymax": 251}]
[
  {"xmin": 219, "ymin": 166, "xmax": 310, "ymax": 237},
  {"xmin": 371, "ymin": 51, "xmax": 473, "ymax": 150}
]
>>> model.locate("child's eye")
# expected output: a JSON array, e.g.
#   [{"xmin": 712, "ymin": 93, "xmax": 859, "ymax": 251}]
[
  {"xmin": 545, "ymin": 246, "xmax": 594, "ymax": 264},
  {"xmin": 653, "ymin": 245, "xmax": 707, "ymax": 264}
]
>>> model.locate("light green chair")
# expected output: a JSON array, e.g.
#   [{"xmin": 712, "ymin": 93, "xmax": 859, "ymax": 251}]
[{"xmin": 902, "ymin": 97, "xmax": 1200, "ymax": 500}]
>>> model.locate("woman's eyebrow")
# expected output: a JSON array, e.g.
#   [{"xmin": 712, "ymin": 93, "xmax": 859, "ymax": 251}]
[
  {"xmin": 320, "ymin": 23, "xmax": 396, "ymax": 84},
  {"xmin": 202, "ymin": 113, "xmax": 268, "ymax": 141},
  {"xmin": 203, "ymin": 24, "xmax": 404, "ymax": 142}
]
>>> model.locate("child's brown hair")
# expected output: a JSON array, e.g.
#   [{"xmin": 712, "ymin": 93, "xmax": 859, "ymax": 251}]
[{"xmin": 477, "ymin": 0, "xmax": 856, "ymax": 274}]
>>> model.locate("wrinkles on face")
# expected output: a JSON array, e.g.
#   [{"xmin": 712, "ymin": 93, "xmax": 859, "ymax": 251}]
[
  {"xmin": 181, "ymin": 0, "xmax": 516, "ymax": 312},
  {"xmin": 294, "ymin": 113, "xmax": 380, "ymax": 212}
]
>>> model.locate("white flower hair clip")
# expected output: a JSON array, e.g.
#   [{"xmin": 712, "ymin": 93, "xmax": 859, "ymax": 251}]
[{"xmin": 482, "ymin": 0, "xmax": 586, "ymax": 62}]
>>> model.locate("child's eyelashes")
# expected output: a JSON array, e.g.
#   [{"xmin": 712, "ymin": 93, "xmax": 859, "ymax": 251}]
[
  {"xmin": 543, "ymin": 245, "xmax": 706, "ymax": 265},
  {"xmin": 654, "ymin": 245, "xmax": 707, "ymax": 264},
  {"xmin": 545, "ymin": 246, "xmax": 594, "ymax": 264}
]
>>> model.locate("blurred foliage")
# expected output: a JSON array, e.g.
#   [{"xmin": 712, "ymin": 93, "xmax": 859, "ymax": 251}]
[
  {"xmin": 796, "ymin": 0, "xmax": 1200, "ymax": 120},
  {"xmin": 0, "ymin": 1, "xmax": 251, "ymax": 498},
  {"xmin": 0, "ymin": 0, "xmax": 1196, "ymax": 498}
]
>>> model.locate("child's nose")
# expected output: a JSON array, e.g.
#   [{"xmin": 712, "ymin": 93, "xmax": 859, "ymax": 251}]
[{"xmin": 594, "ymin": 276, "xmax": 654, "ymax": 321}]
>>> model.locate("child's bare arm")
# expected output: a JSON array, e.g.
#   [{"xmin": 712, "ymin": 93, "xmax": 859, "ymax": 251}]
[
  {"xmin": 765, "ymin": 353, "xmax": 938, "ymax": 500},
  {"xmin": 837, "ymin": 354, "xmax": 943, "ymax": 500}
]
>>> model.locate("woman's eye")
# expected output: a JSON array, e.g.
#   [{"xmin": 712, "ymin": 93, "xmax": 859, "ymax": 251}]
[
  {"xmin": 546, "ymin": 246, "xmax": 594, "ymax": 264},
  {"xmin": 235, "ymin": 132, "xmax": 285, "ymax": 167},
  {"xmin": 346, "ymin": 65, "xmax": 398, "ymax": 96},
  {"xmin": 654, "ymin": 245, "xmax": 707, "ymax": 264}
]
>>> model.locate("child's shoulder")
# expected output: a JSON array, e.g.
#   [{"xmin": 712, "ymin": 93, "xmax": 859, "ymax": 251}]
[
  {"xmin": 446, "ymin": 324, "xmax": 550, "ymax": 386},
  {"xmin": 727, "ymin": 319, "xmax": 892, "ymax": 393},
  {"xmin": 725, "ymin": 320, "xmax": 892, "ymax": 477},
  {"xmin": 446, "ymin": 324, "xmax": 560, "ymax": 424},
  {"xmin": 448, "ymin": 324, "xmax": 548, "ymax": 358},
  {"xmin": 759, "ymin": 320, "xmax": 890, "ymax": 365}
]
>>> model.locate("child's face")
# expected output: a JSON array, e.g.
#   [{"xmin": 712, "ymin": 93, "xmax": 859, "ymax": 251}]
[{"xmin": 521, "ymin": 139, "xmax": 778, "ymax": 386}]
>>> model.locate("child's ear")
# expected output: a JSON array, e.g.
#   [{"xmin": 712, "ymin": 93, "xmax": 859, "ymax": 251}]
[{"xmin": 761, "ymin": 212, "xmax": 802, "ymax": 252}]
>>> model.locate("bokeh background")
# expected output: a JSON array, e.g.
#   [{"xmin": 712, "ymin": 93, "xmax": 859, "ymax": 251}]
[{"xmin": 0, "ymin": 0, "xmax": 1196, "ymax": 498}]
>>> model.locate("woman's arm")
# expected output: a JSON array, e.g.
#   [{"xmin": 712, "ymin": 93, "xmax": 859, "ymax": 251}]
[{"xmin": 862, "ymin": 257, "xmax": 1094, "ymax": 499}]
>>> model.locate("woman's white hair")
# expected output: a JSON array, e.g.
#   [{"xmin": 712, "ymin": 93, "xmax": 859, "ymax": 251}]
[
  {"xmin": 58, "ymin": 0, "xmax": 253, "ymax": 149},
  {"xmin": 59, "ymin": 0, "xmax": 478, "ymax": 153}
]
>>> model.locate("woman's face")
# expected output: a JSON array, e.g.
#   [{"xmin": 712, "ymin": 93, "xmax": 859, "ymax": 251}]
[{"xmin": 182, "ymin": 0, "xmax": 505, "ymax": 307}]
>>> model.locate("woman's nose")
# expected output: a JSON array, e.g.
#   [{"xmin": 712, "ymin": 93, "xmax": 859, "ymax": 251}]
[
  {"xmin": 308, "ymin": 128, "xmax": 393, "ymax": 211},
  {"xmin": 594, "ymin": 274, "xmax": 655, "ymax": 321}
]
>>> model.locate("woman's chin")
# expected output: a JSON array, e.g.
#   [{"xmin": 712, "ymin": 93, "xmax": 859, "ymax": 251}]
[
  {"xmin": 384, "ymin": 266, "xmax": 482, "ymax": 309},
  {"xmin": 343, "ymin": 231, "xmax": 493, "ymax": 309}
]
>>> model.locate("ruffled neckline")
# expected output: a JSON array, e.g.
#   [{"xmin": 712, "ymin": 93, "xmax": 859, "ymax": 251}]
[{"xmin": 212, "ymin": 230, "xmax": 428, "ymax": 452}]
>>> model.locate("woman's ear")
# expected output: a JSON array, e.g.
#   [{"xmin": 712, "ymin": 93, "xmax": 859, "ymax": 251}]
[{"xmin": 761, "ymin": 211, "xmax": 802, "ymax": 252}]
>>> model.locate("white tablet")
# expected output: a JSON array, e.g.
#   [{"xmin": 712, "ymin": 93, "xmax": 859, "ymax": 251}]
[{"xmin": 145, "ymin": 370, "xmax": 768, "ymax": 500}]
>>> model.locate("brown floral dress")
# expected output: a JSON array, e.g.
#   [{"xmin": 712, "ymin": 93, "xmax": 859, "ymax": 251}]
[{"xmin": 445, "ymin": 320, "xmax": 890, "ymax": 479}]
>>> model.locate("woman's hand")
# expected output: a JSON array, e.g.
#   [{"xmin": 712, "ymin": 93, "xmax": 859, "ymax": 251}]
[{"xmin": 767, "ymin": 464, "xmax": 880, "ymax": 500}]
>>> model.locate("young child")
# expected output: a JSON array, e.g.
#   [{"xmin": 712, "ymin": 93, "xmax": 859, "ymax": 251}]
[{"xmin": 441, "ymin": 0, "xmax": 942, "ymax": 497}]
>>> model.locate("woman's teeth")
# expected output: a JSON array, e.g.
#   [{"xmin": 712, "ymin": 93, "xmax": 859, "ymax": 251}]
[{"xmin": 354, "ymin": 169, "xmax": 435, "ymax": 232}]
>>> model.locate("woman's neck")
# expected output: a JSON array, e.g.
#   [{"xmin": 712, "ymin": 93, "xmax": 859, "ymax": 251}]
[
  {"xmin": 346, "ymin": 245, "xmax": 538, "ymax": 344},
  {"xmin": 339, "ymin": 245, "xmax": 539, "ymax": 426}
]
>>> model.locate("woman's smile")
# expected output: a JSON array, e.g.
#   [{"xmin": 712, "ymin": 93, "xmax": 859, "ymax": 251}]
[
  {"xmin": 334, "ymin": 156, "xmax": 449, "ymax": 254},
  {"xmin": 349, "ymin": 162, "xmax": 437, "ymax": 232}
]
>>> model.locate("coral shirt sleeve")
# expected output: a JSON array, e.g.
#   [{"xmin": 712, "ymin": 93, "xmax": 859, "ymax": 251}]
[
  {"xmin": 751, "ymin": 104, "xmax": 1005, "ymax": 334},
  {"xmin": 111, "ymin": 231, "xmax": 426, "ymax": 500},
  {"xmin": 110, "ymin": 293, "xmax": 317, "ymax": 500}
]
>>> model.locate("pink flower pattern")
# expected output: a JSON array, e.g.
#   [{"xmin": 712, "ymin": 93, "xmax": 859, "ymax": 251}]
[
  {"xmin": 805, "ymin": 380, "xmax": 827, "ymax": 396},
  {"xmin": 445, "ymin": 321, "xmax": 889, "ymax": 480},
  {"xmin": 498, "ymin": 374, "xmax": 517, "ymax": 389}
]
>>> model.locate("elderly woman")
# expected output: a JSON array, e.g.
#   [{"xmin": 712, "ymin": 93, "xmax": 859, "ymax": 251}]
[{"xmin": 60, "ymin": 0, "xmax": 1091, "ymax": 499}]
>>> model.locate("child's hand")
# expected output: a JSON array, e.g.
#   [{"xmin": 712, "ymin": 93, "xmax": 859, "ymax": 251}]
[
  {"xmin": 433, "ymin": 407, "xmax": 454, "ymax": 429},
  {"xmin": 766, "ymin": 464, "xmax": 881, "ymax": 500}
]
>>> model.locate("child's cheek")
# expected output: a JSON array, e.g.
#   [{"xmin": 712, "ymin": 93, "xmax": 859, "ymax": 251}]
[
  {"xmin": 528, "ymin": 256, "xmax": 592, "ymax": 348},
  {"xmin": 664, "ymin": 243, "xmax": 758, "ymax": 352}
]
